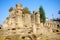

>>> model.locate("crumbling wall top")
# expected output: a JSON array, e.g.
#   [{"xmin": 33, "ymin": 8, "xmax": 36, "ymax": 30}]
[{"xmin": 16, "ymin": 4, "xmax": 22, "ymax": 10}]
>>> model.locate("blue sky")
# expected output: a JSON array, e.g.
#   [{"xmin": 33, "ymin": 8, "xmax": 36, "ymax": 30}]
[{"xmin": 0, "ymin": 0, "xmax": 60, "ymax": 24}]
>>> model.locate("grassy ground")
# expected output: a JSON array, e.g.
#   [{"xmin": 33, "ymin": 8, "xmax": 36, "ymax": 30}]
[
  {"xmin": 0, "ymin": 35, "xmax": 60, "ymax": 40},
  {"xmin": 0, "ymin": 36, "xmax": 5, "ymax": 40},
  {"xmin": 0, "ymin": 35, "xmax": 24, "ymax": 40}
]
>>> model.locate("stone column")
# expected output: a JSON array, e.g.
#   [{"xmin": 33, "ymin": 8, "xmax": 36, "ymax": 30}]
[
  {"xmin": 8, "ymin": 7, "xmax": 16, "ymax": 29},
  {"xmin": 34, "ymin": 11, "xmax": 40, "ymax": 25},
  {"xmin": 32, "ymin": 10, "xmax": 41, "ymax": 34},
  {"xmin": 24, "ymin": 13, "xmax": 31, "ymax": 27},
  {"xmin": 16, "ymin": 4, "xmax": 23, "ymax": 28},
  {"xmin": 32, "ymin": 11, "xmax": 36, "ymax": 34}
]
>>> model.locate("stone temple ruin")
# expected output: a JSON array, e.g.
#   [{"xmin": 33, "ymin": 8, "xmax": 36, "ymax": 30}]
[{"xmin": 0, "ymin": 4, "xmax": 60, "ymax": 40}]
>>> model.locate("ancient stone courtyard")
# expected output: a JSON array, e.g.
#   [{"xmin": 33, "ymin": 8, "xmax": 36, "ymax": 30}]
[{"xmin": 0, "ymin": 4, "xmax": 60, "ymax": 40}]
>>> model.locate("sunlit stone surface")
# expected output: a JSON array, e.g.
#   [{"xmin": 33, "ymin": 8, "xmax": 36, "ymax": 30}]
[{"xmin": 0, "ymin": 4, "xmax": 60, "ymax": 40}]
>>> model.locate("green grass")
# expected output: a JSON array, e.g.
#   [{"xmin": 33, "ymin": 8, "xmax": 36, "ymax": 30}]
[
  {"xmin": 0, "ymin": 36, "xmax": 5, "ymax": 40},
  {"xmin": 0, "ymin": 35, "xmax": 24, "ymax": 40},
  {"xmin": 17, "ymin": 37, "xmax": 24, "ymax": 40}
]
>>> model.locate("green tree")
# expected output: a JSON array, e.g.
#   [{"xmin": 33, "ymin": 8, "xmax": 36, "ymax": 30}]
[
  {"xmin": 22, "ymin": 7, "xmax": 31, "ymax": 14},
  {"xmin": 39, "ymin": 6, "xmax": 46, "ymax": 23}
]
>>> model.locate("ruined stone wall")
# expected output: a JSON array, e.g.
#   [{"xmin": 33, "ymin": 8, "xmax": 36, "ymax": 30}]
[
  {"xmin": 2, "ymin": 4, "xmax": 60, "ymax": 38},
  {"xmin": 2, "ymin": 4, "xmax": 49, "ymax": 36},
  {"xmin": 44, "ymin": 21, "xmax": 60, "ymax": 34}
]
